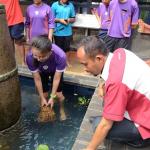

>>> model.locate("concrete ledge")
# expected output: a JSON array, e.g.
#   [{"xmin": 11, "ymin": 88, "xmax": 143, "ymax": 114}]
[{"xmin": 17, "ymin": 65, "xmax": 99, "ymax": 89}]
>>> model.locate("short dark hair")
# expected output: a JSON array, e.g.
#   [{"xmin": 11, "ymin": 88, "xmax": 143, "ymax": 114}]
[
  {"xmin": 31, "ymin": 35, "xmax": 52, "ymax": 53},
  {"xmin": 78, "ymin": 36, "xmax": 109, "ymax": 58}
]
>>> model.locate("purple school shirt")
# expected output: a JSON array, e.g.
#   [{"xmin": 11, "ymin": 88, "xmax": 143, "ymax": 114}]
[
  {"xmin": 25, "ymin": 3, "xmax": 55, "ymax": 41},
  {"xmin": 26, "ymin": 44, "xmax": 67, "ymax": 73},
  {"xmin": 97, "ymin": 3, "xmax": 110, "ymax": 30},
  {"xmin": 108, "ymin": 0, "xmax": 139, "ymax": 38}
]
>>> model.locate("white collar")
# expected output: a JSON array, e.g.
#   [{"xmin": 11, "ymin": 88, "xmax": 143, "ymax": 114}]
[{"xmin": 101, "ymin": 52, "xmax": 113, "ymax": 81}]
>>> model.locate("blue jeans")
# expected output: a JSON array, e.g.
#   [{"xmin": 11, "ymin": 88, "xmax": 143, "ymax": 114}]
[{"xmin": 90, "ymin": 116, "xmax": 150, "ymax": 148}]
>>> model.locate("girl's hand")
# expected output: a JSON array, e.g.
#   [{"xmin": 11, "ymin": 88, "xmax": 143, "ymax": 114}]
[
  {"xmin": 41, "ymin": 97, "xmax": 48, "ymax": 107},
  {"xmin": 47, "ymin": 98, "xmax": 54, "ymax": 108},
  {"xmin": 59, "ymin": 19, "xmax": 68, "ymax": 25}
]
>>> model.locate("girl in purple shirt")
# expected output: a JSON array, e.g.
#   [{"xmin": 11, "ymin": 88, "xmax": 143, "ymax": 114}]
[
  {"xmin": 25, "ymin": 0, "xmax": 55, "ymax": 42},
  {"xmin": 92, "ymin": 0, "xmax": 110, "ymax": 41},
  {"xmin": 26, "ymin": 35, "xmax": 67, "ymax": 121},
  {"xmin": 105, "ymin": 0, "xmax": 139, "ymax": 52}
]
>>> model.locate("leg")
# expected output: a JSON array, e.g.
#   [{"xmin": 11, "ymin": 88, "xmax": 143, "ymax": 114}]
[
  {"xmin": 107, "ymin": 118, "xmax": 150, "ymax": 148},
  {"xmin": 9, "ymin": 23, "xmax": 26, "ymax": 66},
  {"xmin": 64, "ymin": 36, "xmax": 72, "ymax": 67},
  {"xmin": 54, "ymin": 36, "xmax": 64, "ymax": 50},
  {"xmin": 51, "ymin": 73, "xmax": 66, "ymax": 121},
  {"xmin": 56, "ymin": 91, "xmax": 66, "ymax": 121},
  {"xmin": 98, "ymin": 30, "xmax": 108, "ymax": 42},
  {"xmin": 15, "ymin": 42, "xmax": 26, "ymax": 66},
  {"xmin": 114, "ymin": 37, "xmax": 130, "ymax": 50},
  {"xmin": 105, "ymin": 36, "xmax": 116, "ymax": 52},
  {"xmin": 39, "ymin": 73, "xmax": 50, "ymax": 106},
  {"xmin": 90, "ymin": 116, "xmax": 150, "ymax": 148}
]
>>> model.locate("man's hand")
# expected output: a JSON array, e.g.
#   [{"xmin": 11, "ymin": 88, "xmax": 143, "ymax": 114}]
[
  {"xmin": 47, "ymin": 98, "xmax": 54, "ymax": 108},
  {"xmin": 98, "ymin": 80, "xmax": 105, "ymax": 98}
]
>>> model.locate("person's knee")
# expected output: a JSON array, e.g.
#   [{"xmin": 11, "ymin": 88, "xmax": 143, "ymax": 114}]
[
  {"xmin": 14, "ymin": 36, "xmax": 26, "ymax": 45},
  {"xmin": 56, "ymin": 92, "xmax": 65, "ymax": 102}
]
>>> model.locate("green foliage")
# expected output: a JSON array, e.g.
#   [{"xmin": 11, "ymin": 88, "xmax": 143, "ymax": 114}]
[{"xmin": 78, "ymin": 96, "xmax": 90, "ymax": 106}]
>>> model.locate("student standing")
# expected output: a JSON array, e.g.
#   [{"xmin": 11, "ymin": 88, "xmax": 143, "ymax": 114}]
[
  {"xmin": 106, "ymin": 0, "xmax": 139, "ymax": 52},
  {"xmin": 25, "ymin": 0, "xmax": 55, "ymax": 42},
  {"xmin": 92, "ymin": 0, "xmax": 110, "ymax": 41},
  {"xmin": 0, "ymin": 0, "xmax": 26, "ymax": 66},
  {"xmin": 51, "ymin": 0, "xmax": 76, "ymax": 67}
]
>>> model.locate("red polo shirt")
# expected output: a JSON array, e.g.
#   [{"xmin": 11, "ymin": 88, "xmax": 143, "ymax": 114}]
[
  {"xmin": 101, "ymin": 48, "xmax": 150, "ymax": 139},
  {"xmin": 0, "ymin": 0, "xmax": 24, "ymax": 26}
]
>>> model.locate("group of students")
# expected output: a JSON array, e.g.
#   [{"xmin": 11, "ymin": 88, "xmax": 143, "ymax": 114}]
[
  {"xmin": 1, "ymin": 0, "xmax": 150, "ymax": 150},
  {"xmin": 93, "ymin": 0, "xmax": 139, "ymax": 52}
]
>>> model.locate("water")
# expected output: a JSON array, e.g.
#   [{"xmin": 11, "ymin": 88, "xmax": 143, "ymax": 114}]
[{"xmin": 0, "ymin": 77, "xmax": 94, "ymax": 150}]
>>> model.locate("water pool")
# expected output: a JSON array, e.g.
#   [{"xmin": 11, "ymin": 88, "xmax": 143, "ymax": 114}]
[{"xmin": 0, "ymin": 77, "xmax": 94, "ymax": 150}]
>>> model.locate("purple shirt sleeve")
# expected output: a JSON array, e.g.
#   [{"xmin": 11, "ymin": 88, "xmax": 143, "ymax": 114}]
[
  {"xmin": 55, "ymin": 56, "xmax": 66, "ymax": 72},
  {"xmin": 96, "ymin": 3, "xmax": 102, "ymax": 17},
  {"xmin": 131, "ymin": 1, "xmax": 139, "ymax": 25},
  {"xmin": 25, "ymin": 7, "xmax": 30, "ymax": 28},
  {"xmin": 26, "ymin": 52, "xmax": 39, "ymax": 72},
  {"xmin": 48, "ymin": 7, "xmax": 55, "ymax": 29},
  {"xmin": 52, "ymin": 44, "xmax": 66, "ymax": 72}
]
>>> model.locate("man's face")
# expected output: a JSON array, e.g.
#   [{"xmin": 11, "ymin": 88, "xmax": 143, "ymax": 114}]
[{"xmin": 77, "ymin": 47, "xmax": 104, "ymax": 76}]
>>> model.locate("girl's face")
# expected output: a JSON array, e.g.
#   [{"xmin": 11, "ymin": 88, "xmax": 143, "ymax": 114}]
[
  {"xmin": 32, "ymin": 47, "xmax": 51, "ymax": 62},
  {"xmin": 33, "ymin": 0, "xmax": 42, "ymax": 5},
  {"xmin": 119, "ymin": 0, "xmax": 127, "ymax": 3},
  {"xmin": 102, "ymin": 0, "xmax": 110, "ymax": 5},
  {"xmin": 60, "ymin": 0, "xmax": 68, "ymax": 4}
]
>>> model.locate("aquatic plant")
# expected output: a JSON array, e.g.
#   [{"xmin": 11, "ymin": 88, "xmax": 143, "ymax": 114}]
[{"xmin": 78, "ymin": 96, "xmax": 90, "ymax": 106}]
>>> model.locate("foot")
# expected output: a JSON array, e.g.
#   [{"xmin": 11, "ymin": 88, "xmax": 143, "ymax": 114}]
[
  {"xmin": 60, "ymin": 110, "xmax": 67, "ymax": 121},
  {"xmin": 67, "ymin": 62, "xmax": 72, "ymax": 68},
  {"xmin": 21, "ymin": 62, "xmax": 26, "ymax": 67}
]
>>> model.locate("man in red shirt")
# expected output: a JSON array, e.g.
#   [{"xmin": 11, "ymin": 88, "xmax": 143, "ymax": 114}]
[
  {"xmin": 77, "ymin": 36, "xmax": 150, "ymax": 150},
  {"xmin": 0, "ymin": 0, "xmax": 26, "ymax": 65}
]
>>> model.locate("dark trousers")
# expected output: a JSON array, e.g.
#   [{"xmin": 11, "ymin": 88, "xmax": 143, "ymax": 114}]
[
  {"xmin": 54, "ymin": 35, "xmax": 72, "ymax": 52},
  {"xmin": 90, "ymin": 116, "xmax": 150, "ymax": 148},
  {"xmin": 105, "ymin": 36, "xmax": 130, "ymax": 52}
]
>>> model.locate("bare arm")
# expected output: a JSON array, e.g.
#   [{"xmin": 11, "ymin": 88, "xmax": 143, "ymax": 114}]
[
  {"xmin": 86, "ymin": 117, "xmax": 114, "ymax": 150},
  {"xmin": 47, "ymin": 71, "xmax": 62, "ymax": 107},
  {"xmin": 48, "ymin": 28, "xmax": 53, "ymax": 41},
  {"xmin": 55, "ymin": 18, "xmax": 68, "ymax": 25},
  {"xmin": 68, "ymin": 17, "xmax": 75, "ymax": 23},
  {"xmin": 51, "ymin": 71, "xmax": 62, "ymax": 95},
  {"xmin": 91, "ymin": 8, "xmax": 101, "ymax": 28},
  {"xmin": 25, "ymin": 27, "xmax": 30, "ymax": 42},
  {"xmin": 33, "ymin": 72, "xmax": 47, "ymax": 106},
  {"xmin": 131, "ymin": 23, "xmax": 138, "ymax": 29}
]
